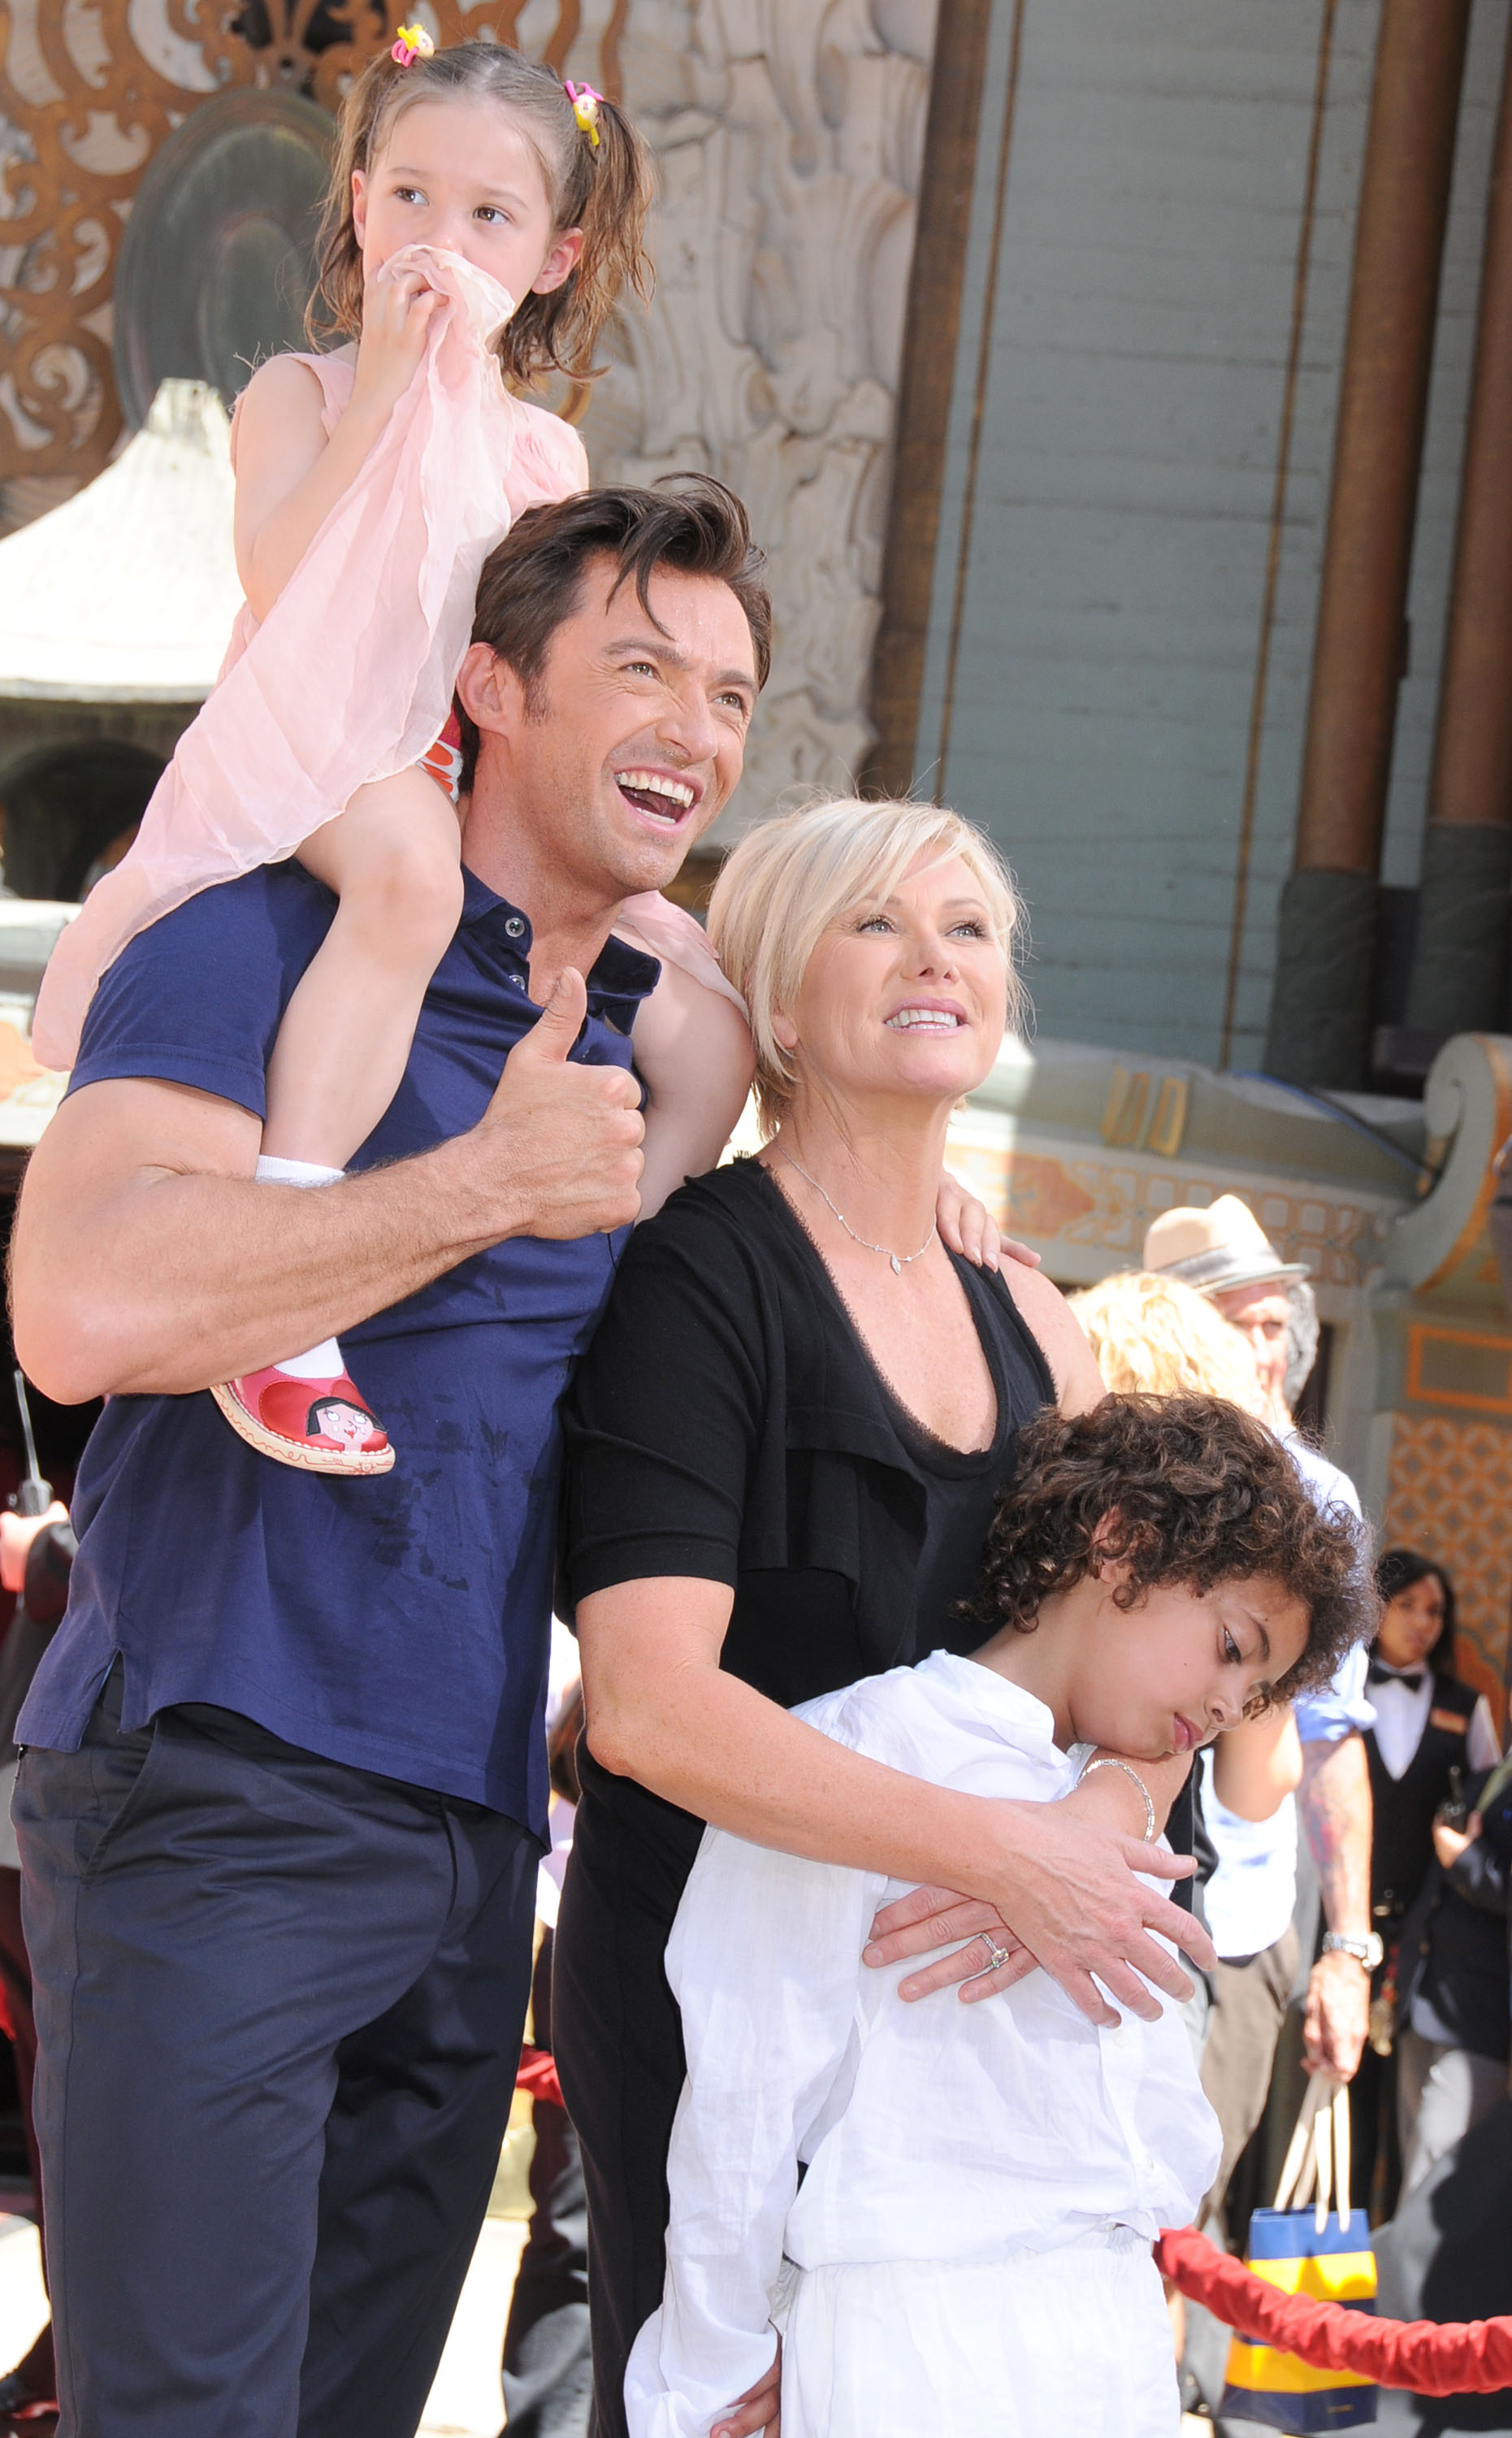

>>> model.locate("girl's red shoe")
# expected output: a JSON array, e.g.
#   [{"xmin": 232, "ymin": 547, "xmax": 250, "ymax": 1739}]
[{"xmin": 211, "ymin": 1364, "xmax": 394, "ymax": 1475}]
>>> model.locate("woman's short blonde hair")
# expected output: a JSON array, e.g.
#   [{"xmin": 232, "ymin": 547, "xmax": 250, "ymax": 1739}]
[
  {"xmin": 1068, "ymin": 1269, "xmax": 1269, "ymax": 1416},
  {"xmin": 706, "ymin": 796, "xmax": 1025, "ymax": 1130}
]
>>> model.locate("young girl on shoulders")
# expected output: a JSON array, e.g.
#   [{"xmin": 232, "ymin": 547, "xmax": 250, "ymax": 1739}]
[
  {"xmin": 626, "ymin": 1395, "xmax": 1370, "ymax": 2438},
  {"xmin": 33, "ymin": 36, "xmax": 755, "ymax": 1473}
]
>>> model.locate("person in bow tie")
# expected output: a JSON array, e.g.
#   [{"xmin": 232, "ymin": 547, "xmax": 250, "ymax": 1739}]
[{"xmin": 1352, "ymin": 1548, "xmax": 1501, "ymax": 2216}]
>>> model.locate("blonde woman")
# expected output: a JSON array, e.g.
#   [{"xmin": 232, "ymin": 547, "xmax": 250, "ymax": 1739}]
[
  {"xmin": 1072, "ymin": 1268, "xmax": 1270, "ymax": 1407},
  {"xmin": 554, "ymin": 798, "xmax": 1217, "ymax": 2438}
]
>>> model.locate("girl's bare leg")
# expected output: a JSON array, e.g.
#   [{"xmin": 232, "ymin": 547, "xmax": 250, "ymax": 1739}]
[
  {"xmin": 212, "ymin": 769, "xmax": 463, "ymax": 1475},
  {"xmin": 263, "ymin": 767, "xmax": 465, "ymax": 1167}
]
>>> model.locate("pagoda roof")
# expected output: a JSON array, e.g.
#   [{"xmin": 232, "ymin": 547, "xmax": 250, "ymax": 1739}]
[{"xmin": 0, "ymin": 380, "xmax": 240, "ymax": 704}]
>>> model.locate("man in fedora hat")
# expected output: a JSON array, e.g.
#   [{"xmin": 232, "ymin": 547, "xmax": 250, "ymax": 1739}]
[
  {"xmin": 1144, "ymin": 1195, "xmax": 1311, "ymax": 1431},
  {"xmin": 1145, "ymin": 1195, "xmax": 1378, "ymax": 2099}
]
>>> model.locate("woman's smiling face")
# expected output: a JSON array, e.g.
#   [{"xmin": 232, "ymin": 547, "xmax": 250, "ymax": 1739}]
[{"xmin": 774, "ymin": 851, "xmax": 1009, "ymax": 1113}]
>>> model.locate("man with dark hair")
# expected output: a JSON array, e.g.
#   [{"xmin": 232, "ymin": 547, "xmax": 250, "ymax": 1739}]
[
  {"xmin": 457, "ymin": 480, "xmax": 773, "ymax": 787},
  {"xmin": 7, "ymin": 477, "xmax": 768, "ymax": 2438}
]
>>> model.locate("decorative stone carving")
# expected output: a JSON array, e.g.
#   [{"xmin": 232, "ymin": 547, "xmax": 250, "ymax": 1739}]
[
  {"xmin": 0, "ymin": 0, "xmax": 596, "ymax": 485},
  {"xmin": 1387, "ymin": 1031, "xmax": 1512, "ymax": 1303},
  {"xmin": 580, "ymin": 0, "xmax": 938, "ymax": 831}
]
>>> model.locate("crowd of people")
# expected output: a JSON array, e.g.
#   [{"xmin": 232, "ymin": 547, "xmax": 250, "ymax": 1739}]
[{"xmin": 0, "ymin": 26, "xmax": 1504, "ymax": 2438}]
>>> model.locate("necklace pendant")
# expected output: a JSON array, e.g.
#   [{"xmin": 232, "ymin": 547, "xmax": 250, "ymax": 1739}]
[{"xmin": 890, "ymin": 1253, "xmax": 902, "ymax": 1275}]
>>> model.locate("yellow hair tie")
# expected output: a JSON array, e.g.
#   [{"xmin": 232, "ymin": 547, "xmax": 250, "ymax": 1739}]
[
  {"xmin": 564, "ymin": 79, "xmax": 602, "ymax": 150},
  {"xmin": 391, "ymin": 22, "xmax": 435, "ymax": 66}
]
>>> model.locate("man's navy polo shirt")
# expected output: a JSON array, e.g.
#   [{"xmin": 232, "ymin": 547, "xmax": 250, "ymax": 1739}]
[{"xmin": 17, "ymin": 862, "xmax": 658, "ymax": 1837}]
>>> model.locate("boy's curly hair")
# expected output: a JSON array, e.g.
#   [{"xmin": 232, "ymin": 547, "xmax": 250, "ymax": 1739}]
[{"xmin": 968, "ymin": 1394, "xmax": 1375, "ymax": 1704}]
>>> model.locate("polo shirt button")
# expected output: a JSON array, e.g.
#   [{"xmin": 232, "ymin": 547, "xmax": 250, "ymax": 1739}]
[{"xmin": 504, "ymin": 915, "xmax": 526, "ymax": 939}]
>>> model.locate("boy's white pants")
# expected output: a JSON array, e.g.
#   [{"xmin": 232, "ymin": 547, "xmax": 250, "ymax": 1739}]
[{"xmin": 780, "ymin": 2226, "xmax": 1181, "ymax": 2437}]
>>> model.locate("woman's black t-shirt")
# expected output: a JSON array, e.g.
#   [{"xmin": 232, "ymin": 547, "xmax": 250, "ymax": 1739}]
[
  {"xmin": 561, "ymin": 1156, "xmax": 1056, "ymax": 1902},
  {"xmin": 556, "ymin": 1159, "xmax": 1059, "ymax": 2406}
]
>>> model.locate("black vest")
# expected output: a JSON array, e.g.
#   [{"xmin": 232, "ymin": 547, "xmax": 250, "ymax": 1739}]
[{"xmin": 1366, "ymin": 1672, "xmax": 1478, "ymax": 1924}]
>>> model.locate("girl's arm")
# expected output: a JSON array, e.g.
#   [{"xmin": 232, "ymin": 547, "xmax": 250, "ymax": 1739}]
[
  {"xmin": 1211, "ymin": 1705, "xmax": 1303, "ymax": 1823},
  {"xmin": 624, "ymin": 1828, "xmax": 875, "ymax": 2438},
  {"xmin": 635, "ymin": 963, "xmax": 756, "ymax": 1218},
  {"xmin": 233, "ymin": 259, "xmax": 444, "ymax": 622}
]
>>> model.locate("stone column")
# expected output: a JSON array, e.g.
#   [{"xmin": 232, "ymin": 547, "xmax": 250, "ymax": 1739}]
[
  {"xmin": 1264, "ymin": 0, "xmax": 1471, "ymax": 1088},
  {"xmin": 1406, "ymin": 24, "xmax": 1512, "ymax": 1039}
]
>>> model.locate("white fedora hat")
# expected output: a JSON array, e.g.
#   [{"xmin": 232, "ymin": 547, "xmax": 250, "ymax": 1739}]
[{"xmin": 1142, "ymin": 1194, "xmax": 1311, "ymax": 1297}]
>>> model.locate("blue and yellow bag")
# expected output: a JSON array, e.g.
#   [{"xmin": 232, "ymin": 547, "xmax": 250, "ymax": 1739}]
[{"xmin": 1219, "ymin": 2205, "xmax": 1378, "ymax": 2432}]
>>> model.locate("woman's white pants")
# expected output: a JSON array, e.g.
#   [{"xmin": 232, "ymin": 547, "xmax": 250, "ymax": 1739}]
[{"xmin": 780, "ymin": 2228, "xmax": 1180, "ymax": 2437}]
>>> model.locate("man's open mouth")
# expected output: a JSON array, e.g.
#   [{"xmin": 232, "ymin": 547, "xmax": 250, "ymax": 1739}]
[{"xmin": 615, "ymin": 770, "xmax": 696, "ymax": 825}]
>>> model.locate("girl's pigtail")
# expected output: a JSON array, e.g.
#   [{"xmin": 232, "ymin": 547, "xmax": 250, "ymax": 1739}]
[
  {"xmin": 500, "ymin": 87, "xmax": 655, "ymax": 386},
  {"xmin": 570, "ymin": 92, "xmax": 655, "ymax": 341}
]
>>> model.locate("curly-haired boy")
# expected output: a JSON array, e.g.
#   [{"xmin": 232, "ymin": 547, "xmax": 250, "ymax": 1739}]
[{"xmin": 626, "ymin": 1395, "xmax": 1374, "ymax": 2438}]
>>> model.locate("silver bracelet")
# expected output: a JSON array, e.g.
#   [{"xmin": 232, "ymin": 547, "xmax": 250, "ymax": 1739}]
[{"xmin": 1078, "ymin": 1755, "xmax": 1156, "ymax": 1844}]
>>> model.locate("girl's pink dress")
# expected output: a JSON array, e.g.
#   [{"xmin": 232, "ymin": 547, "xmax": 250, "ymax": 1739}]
[{"xmin": 32, "ymin": 245, "xmax": 740, "ymax": 1068}]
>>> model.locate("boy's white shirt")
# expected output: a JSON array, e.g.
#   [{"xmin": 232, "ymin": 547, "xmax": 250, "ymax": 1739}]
[{"xmin": 624, "ymin": 1651, "xmax": 1222, "ymax": 2438}]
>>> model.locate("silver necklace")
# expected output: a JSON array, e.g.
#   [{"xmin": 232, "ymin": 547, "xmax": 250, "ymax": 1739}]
[{"xmin": 774, "ymin": 1148, "xmax": 937, "ymax": 1276}]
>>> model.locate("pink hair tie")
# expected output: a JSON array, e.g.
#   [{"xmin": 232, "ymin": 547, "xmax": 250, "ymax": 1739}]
[
  {"xmin": 565, "ymin": 80, "xmax": 603, "ymax": 149},
  {"xmin": 391, "ymin": 22, "xmax": 435, "ymax": 65}
]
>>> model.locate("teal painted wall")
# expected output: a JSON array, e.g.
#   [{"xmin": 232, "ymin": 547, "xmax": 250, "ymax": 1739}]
[{"xmin": 913, "ymin": 0, "xmax": 1506, "ymax": 1069}]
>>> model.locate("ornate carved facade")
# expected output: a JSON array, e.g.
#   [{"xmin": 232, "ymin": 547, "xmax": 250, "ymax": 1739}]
[{"xmin": 587, "ymin": 0, "xmax": 937, "ymax": 829}]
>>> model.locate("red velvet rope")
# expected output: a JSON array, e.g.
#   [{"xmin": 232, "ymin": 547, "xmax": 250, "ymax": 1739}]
[{"xmin": 1156, "ymin": 2225, "xmax": 1512, "ymax": 2397}]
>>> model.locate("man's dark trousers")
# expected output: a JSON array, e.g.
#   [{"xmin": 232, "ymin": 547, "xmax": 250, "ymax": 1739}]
[{"xmin": 15, "ymin": 1667, "xmax": 538, "ymax": 2438}]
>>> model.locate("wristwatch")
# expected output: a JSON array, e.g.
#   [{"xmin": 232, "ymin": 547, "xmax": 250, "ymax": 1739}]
[{"xmin": 1322, "ymin": 1930, "xmax": 1384, "ymax": 1972}]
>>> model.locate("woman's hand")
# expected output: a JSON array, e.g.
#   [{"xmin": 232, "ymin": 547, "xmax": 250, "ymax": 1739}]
[
  {"xmin": 934, "ymin": 1170, "xmax": 1040, "ymax": 1272},
  {"xmin": 862, "ymin": 1790, "xmax": 1212, "ymax": 2027},
  {"xmin": 713, "ymin": 2342, "xmax": 781, "ymax": 2438},
  {"xmin": 351, "ymin": 255, "xmax": 446, "ymax": 421},
  {"xmin": 864, "ymin": 1889, "xmax": 1033, "ymax": 2001}
]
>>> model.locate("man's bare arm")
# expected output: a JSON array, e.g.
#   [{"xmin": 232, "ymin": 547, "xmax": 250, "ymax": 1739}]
[
  {"xmin": 1299, "ymin": 1729, "xmax": 1372, "ymax": 1935},
  {"xmin": 13, "ymin": 969, "xmax": 643, "ymax": 1403},
  {"xmin": 1298, "ymin": 1729, "xmax": 1373, "ymax": 2079}
]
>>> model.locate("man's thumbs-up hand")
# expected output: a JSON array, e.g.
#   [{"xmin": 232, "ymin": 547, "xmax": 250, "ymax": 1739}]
[
  {"xmin": 522, "ymin": 965, "xmax": 591, "ymax": 1065},
  {"xmin": 474, "ymin": 968, "xmax": 645, "ymax": 1242}
]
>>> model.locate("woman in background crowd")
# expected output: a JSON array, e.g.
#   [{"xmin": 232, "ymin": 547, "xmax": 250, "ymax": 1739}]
[{"xmin": 1353, "ymin": 1551, "xmax": 1501, "ymax": 2215}]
